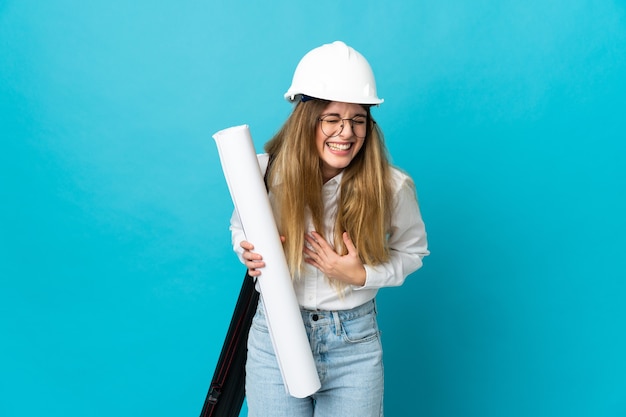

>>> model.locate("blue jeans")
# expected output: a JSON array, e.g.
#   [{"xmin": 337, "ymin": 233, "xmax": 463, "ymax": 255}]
[{"xmin": 246, "ymin": 298, "xmax": 384, "ymax": 417}]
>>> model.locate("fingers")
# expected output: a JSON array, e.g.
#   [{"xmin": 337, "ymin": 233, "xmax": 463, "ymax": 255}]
[
  {"xmin": 342, "ymin": 231, "xmax": 357, "ymax": 254},
  {"xmin": 240, "ymin": 240, "xmax": 264, "ymax": 276},
  {"xmin": 305, "ymin": 231, "xmax": 337, "ymax": 270},
  {"xmin": 303, "ymin": 245, "xmax": 319, "ymax": 264},
  {"xmin": 305, "ymin": 231, "xmax": 328, "ymax": 251},
  {"xmin": 247, "ymin": 266, "xmax": 262, "ymax": 277},
  {"xmin": 240, "ymin": 240, "xmax": 254, "ymax": 251},
  {"xmin": 303, "ymin": 231, "xmax": 365, "ymax": 285},
  {"xmin": 240, "ymin": 241, "xmax": 260, "ymax": 261}
]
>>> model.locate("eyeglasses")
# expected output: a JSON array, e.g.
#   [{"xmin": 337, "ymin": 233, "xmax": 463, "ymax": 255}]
[{"xmin": 318, "ymin": 114, "xmax": 368, "ymax": 139}]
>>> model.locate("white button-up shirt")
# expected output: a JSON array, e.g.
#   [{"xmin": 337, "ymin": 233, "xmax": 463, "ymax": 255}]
[{"xmin": 230, "ymin": 154, "xmax": 429, "ymax": 311}]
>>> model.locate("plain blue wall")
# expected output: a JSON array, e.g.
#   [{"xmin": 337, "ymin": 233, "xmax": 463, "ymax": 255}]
[{"xmin": 1, "ymin": 1, "xmax": 625, "ymax": 416}]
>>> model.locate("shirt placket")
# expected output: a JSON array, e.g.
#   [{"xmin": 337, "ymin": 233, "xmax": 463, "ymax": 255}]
[{"xmin": 302, "ymin": 176, "xmax": 341, "ymax": 309}]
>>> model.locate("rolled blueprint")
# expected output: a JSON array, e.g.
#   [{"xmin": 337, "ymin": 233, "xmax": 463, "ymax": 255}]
[{"xmin": 212, "ymin": 125, "xmax": 321, "ymax": 398}]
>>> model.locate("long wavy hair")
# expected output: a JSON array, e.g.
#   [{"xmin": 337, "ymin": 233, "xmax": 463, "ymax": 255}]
[{"xmin": 265, "ymin": 99, "xmax": 393, "ymax": 280}]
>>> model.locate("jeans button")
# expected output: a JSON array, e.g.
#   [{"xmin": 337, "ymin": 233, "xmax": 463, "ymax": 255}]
[{"xmin": 312, "ymin": 314, "xmax": 319, "ymax": 321}]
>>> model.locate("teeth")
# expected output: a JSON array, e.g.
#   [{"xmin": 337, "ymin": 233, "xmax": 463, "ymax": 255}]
[{"xmin": 327, "ymin": 142, "xmax": 351, "ymax": 151}]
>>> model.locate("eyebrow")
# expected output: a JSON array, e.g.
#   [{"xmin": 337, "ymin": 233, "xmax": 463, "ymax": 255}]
[{"xmin": 321, "ymin": 112, "xmax": 368, "ymax": 118}]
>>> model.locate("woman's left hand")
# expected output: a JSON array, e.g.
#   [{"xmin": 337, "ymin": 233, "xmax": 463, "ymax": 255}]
[{"xmin": 303, "ymin": 231, "xmax": 366, "ymax": 286}]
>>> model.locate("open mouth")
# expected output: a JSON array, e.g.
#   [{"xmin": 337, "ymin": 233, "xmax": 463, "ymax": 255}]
[{"xmin": 327, "ymin": 142, "xmax": 353, "ymax": 151}]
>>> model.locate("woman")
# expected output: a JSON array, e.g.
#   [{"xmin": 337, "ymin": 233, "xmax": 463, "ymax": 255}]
[{"xmin": 229, "ymin": 41, "xmax": 429, "ymax": 417}]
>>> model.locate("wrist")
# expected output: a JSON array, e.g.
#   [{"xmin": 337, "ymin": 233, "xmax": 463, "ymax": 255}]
[{"xmin": 352, "ymin": 266, "xmax": 366, "ymax": 287}]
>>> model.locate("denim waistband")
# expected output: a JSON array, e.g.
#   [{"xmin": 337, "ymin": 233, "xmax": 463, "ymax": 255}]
[{"xmin": 300, "ymin": 299, "xmax": 376, "ymax": 323}]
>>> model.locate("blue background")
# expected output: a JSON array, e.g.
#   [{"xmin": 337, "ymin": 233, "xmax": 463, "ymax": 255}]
[{"xmin": 2, "ymin": 1, "xmax": 625, "ymax": 416}]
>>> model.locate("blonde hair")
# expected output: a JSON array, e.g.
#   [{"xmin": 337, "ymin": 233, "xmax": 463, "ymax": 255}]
[{"xmin": 265, "ymin": 99, "xmax": 393, "ymax": 280}]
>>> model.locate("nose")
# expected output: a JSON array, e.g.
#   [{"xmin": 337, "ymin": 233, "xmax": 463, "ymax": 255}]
[{"xmin": 339, "ymin": 119, "xmax": 354, "ymax": 138}]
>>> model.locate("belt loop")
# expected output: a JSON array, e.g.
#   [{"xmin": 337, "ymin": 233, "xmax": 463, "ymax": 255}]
[{"xmin": 332, "ymin": 311, "xmax": 341, "ymax": 336}]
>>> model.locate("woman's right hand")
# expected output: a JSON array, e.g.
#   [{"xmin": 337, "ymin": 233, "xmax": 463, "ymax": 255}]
[
  {"xmin": 240, "ymin": 236, "xmax": 285, "ymax": 277},
  {"xmin": 240, "ymin": 240, "xmax": 265, "ymax": 277}
]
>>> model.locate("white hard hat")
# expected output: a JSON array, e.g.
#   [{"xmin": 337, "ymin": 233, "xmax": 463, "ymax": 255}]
[{"xmin": 284, "ymin": 41, "xmax": 384, "ymax": 105}]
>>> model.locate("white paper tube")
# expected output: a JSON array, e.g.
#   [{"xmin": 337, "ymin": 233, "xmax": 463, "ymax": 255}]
[{"xmin": 212, "ymin": 124, "xmax": 321, "ymax": 398}]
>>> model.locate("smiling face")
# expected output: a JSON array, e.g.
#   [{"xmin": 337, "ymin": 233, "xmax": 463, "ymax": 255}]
[{"xmin": 316, "ymin": 101, "xmax": 368, "ymax": 182}]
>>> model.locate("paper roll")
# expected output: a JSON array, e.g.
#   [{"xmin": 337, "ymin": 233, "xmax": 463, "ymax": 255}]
[{"xmin": 212, "ymin": 125, "xmax": 321, "ymax": 398}]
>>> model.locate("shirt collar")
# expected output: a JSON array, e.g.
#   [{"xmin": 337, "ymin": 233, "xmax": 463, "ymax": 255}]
[{"xmin": 324, "ymin": 171, "xmax": 344, "ymax": 188}]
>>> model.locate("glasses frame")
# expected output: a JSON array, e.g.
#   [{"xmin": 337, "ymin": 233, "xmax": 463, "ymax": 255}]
[{"xmin": 318, "ymin": 114, "xmax": 369, "ymax": 139}]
